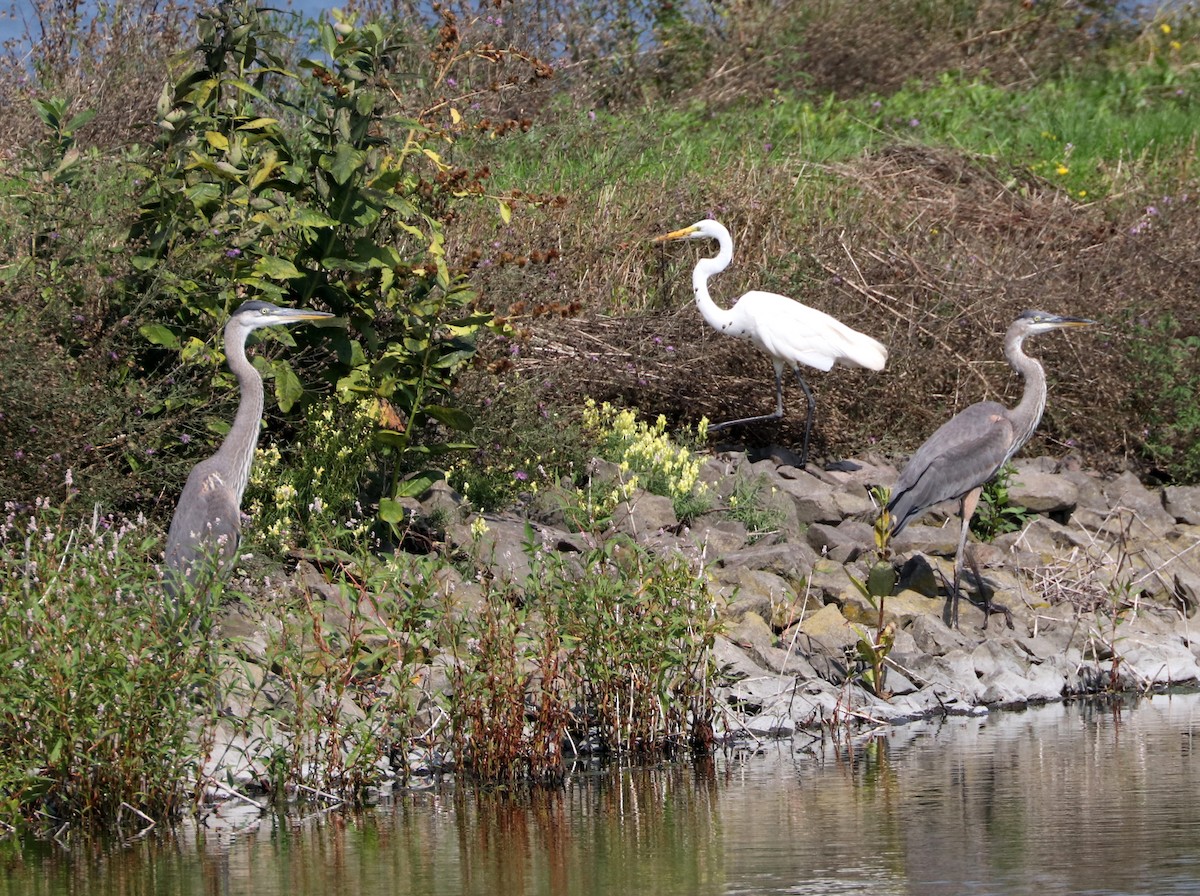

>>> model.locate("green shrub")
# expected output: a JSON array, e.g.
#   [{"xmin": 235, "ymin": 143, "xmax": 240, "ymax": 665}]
[
  {"xmin": 0, "ymin": 491, "xmax": 217, "ymax": 833},
  {"xmin": 1129, "ymin": 313, "xmax": 1200, "ymax": 482},
  {"xmin": 226, "ymin": 548, "xmax": 443, "ymax": 795},
  {"xmin": 128, "ymin": 1, "xmax": 514, "ymax": 516},
  {"xmin": 582, "ymin": 399, "xmax": 711, "ymax": 523},
  {"xmin": 973, "ymin": 463, "xmax": 1034, "ymax": 541},
  {"xmin": 448, "ymin": 521, "xmax": 722, "ymax": 782}
]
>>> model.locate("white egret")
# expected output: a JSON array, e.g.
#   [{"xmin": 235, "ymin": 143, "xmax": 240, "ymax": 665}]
[{"xmin": 654, "ymin": 218, "xmax": 888, "ymax": 466}]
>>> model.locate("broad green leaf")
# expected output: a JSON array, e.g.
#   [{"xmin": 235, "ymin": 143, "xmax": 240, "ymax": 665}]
[
  {"xmin": 421, "ymin": 404, "xmax": 474, "ymax": 431},
  {"xmin": 229, "ymin": 79, "xmax": 268, "ymax": 102},
  {"xmin": 330, "ymin": 144, "xmax": 366, "ymax": 185},
  {"xmin": 374, "ymin": 430, "xmax": 408, "ymax": 449},
  {"xmin": 64, "ymin": 108, "xmax": 97, "ymax": 133},
  {"xmin": 378, "ymin": 497, "xmax": 410, "ymax": 524},
  {"xmin": 253, "ymin": 256, "xmax": 304, "ymax": 279},
  {"xmin": 271, "ymin": 360, "xmax": 304, "ymax": 411},
  {"xmin": 394, "ymin": 471, "xmax": 442, "ymax": 498},
  {"xmin": 139, "ymin": 323, "xmax": 179, "ymax": 349},
  {"xmin": 248, "ymin": 150, "xmax": 280, "ymax": 190},
  {"xmin": 180, "ymin": 337, "xmax": 212, "ymax": 364},
  {"xmin": 238, "ymin": 117, "xmax": 279, "ymax": 131},
  {"xmin": 51, "ymin": 148, "xmax": 80, "ymax": 182},
  {"xmin": 867, "ymin": 562, "xmax": 897, "ymax": 599},
  {"xmin": 185, "ymin": 182, "xmax": 222, "ymax": 205},
  {"xmin": 292, "ymin": 207, "xmax": 340, "ymax": 228}
]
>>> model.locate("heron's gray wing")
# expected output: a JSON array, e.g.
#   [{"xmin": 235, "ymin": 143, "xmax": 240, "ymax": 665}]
[
  {"xmin": 888, "ymin": 401, "xmax": 1014, "ymax": 535},
  {"xmin": 163, "ymin": 463, "xmax": 242, "ymax": 595}
]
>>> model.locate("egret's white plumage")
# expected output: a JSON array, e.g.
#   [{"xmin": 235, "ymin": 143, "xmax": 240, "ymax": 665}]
[{"xmin": 654, "ymin": 218, "xmax": 887, "ymax": 464}]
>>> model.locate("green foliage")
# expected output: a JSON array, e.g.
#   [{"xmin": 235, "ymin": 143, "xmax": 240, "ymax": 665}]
[
  {"xmin": 0, "ymin": 494, "xmax": 218, "ymax": 834},
  {"xmin": 972, "ymin": 463, "xmax": 1034, "ymax": 541},
  {"xmin": 446, "ymin": 372, "xmax": 593, "ymax": 513},
  {"xmin": 1129, "ymin": 313, "xmax": 1200, "ymax": 482},
  {"xmin": 491, "ymin": 41, "xmax": 1200, "ymax": 226},
  {"xmin": 129, "ymin": 1, "xmax": 495, "ymax": 502},
  {"xmin": 847, "ymin": 561, "xmax": 898, "ymax": 698},
  {"xmin": 244, "ymin": 395, "xmax": 380, "ymax": 554},
  {"xmin": 582, "ymin": 399, "xmax": 712, "ymax": 523},
  {"xmin": 442, "ymin": 511, "xmax": 721, "ymax": 783},
  {"xmin": 725, "ymin": 473, "xmax": 789, "ymax": 542},
  {"xmin": 446, "ymin": 582, "xmax": 571, "ymax": 784},
  {"xmin": 512, "ymin": 525, "xmax": 719, "ymax": 764},
  {"xmin": 229, "ymin": 550, "xmax": 441, "ymax": 795}
]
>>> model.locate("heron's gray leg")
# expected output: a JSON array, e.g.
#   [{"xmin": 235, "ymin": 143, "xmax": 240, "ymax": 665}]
[
  {"xmin": 965, "ymin": 545, "xmax": 1014, "ymax": 631},
  {"xmin": 707, "ymin": 364, "xmax": 787, "ymax": 432},
  {"xmin": 792, "ymin": 369, "xmax": 816, "ymax": 468},
  {"xmin": 951, "ymin": 486, "xmax": 983, "ymax": 629}
]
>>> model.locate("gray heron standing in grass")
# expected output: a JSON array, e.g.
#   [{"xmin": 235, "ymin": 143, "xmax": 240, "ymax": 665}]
[
  {"xmin": 886, "ymin": 309, "xmax": 1094, "ymax": 628},
  {"xmin": 653, "ymin": 218, "xmax": 888, "ymax": 467},
  {"xmin": 163, "ymin": 300, "xmax": 334, "ymax": 599}
]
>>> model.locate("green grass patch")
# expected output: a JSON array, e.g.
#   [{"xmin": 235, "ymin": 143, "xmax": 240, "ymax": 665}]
[{"xmin": 484, "ymin": 61, "xmax": 1200, "ymax": 204}]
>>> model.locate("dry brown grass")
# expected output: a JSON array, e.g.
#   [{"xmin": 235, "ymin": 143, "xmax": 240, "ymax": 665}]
[
  {"xmin": 476, "ymin": 141, "xmax": 1198, "ymax": 473},
  {"xmin": 634, "ymin": 0, "xmax": 1121, "ymax": 110}
]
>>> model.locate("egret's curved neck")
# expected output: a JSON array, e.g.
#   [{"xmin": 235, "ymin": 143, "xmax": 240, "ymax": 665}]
[
  {"xmin": 216, "ymin": 321, "xmax": 265, "ymax": 507},
  {"xmin": 692, "ymin": 228, "xmax": 736, "ymax": 331},
  {"xmin": 1004, "ymin": 331, "xmax": 1048, "ymax": 459}
]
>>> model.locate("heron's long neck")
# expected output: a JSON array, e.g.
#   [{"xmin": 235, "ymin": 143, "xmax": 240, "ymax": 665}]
[
  {"xmin": 692, "ymin": 231, "xmax": 736, "ymax": 332},
  {"xmin": 1004, "ymin": 332, "xmax": 1048, "ymax": 460},
  {"xmin": 216, "ymin": 323, "xmax": 264, "ymax": 508}
]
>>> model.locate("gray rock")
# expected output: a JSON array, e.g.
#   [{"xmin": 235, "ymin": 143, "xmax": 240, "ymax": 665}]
[
  {"xmin": 205, "ymin": 445, "xmax": 1200, "ymax": 790},
  {"xmin": 419, "ymin": 479, "xmax": 466, "ymax": 523},
  {"xmin": 891, "ymin": 522, "xmax": 960, "ymax": 557},
  {"xmin": 1165, "ymin": 485, "xmax": 1200, "ymax": 525},
  {"xmin": 718, "ymin": 567, "xmax": 800, "ymax": 627},
  {"xmin": 805, "ymin": 523, "xmax": 863, "ymax": 563},
  {"xmin": 1102, "ymin": 471, "xmax": 1176, "ymax": 537},
  {"xmin": 719, "ymin": 541, "xmax": 819, "ymax": 578},
  {"xmin": 1008, "ymin": 469, "xmax": 1079, "ymax": 514},
  {"xmin": 612, "ymin": 491, "xmax": 678, "ymax": 536},
  {"xmin": 690, "ymin": 518, "xmax": 749, "ymax": 556}
]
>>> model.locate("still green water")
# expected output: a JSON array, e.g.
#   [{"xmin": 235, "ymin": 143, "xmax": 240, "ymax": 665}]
[{"xmin": 6, "ymin": 693, "xmax": 1200, "ymax": 895}]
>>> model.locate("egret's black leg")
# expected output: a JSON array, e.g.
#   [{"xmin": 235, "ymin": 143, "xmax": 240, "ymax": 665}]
[
  {"xmin": 793, "ymin": 369, "xmax": 816, "ymax": 468},
  {"xmin": 707, "ymin": 365, "xmax": 786, "ymax": 432}
]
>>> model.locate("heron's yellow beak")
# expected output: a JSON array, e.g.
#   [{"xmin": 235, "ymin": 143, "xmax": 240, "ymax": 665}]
[
  {"xmin": 283, "ymin": 309, "xmax": 337, "ymax": 323},
  {"xmin": 1053, "ymin": 316, "xmax": 1096, "ymax": 328},
  {"xmin": 652, "ymin": 225, "xmax": 698, "ymax": 243}
]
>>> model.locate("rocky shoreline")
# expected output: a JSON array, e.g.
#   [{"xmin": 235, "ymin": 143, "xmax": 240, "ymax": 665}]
[
  {"xmin": 207, "ymin": 448, "xmax": 1200, "ymax": 791},
  {"xmin": 467, "ymin": 449, "xmax": 1200, "ymax": 733}
]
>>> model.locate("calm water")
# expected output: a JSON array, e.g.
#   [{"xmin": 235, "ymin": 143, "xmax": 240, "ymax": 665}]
[{"xmin": 5, "ymin": 693, "xmax": 1200, "ymax": 895}]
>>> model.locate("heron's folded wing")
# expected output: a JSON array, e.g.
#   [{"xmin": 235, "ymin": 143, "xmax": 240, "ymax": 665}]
[{"xmin": 888, "ymin": 402, "xmax": 1014, "ymax": 534}]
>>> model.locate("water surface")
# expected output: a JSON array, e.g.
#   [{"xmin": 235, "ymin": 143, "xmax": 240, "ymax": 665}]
[{"xmin": 6, "ymin": 693, "xmax": 1200, "ymax": 895}]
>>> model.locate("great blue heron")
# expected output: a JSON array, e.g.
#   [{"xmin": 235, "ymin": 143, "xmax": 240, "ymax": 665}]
[
  {"xmin": 653, "ymin": 218, "xmax": 888, "ymax": 467},
  {"xmin": 886, "ymin": 310, "xmax": 1094, "ymax": 628},
  {"xmin": 163, "ymin": 300, "xmax": 334, "ymax": 598}
]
